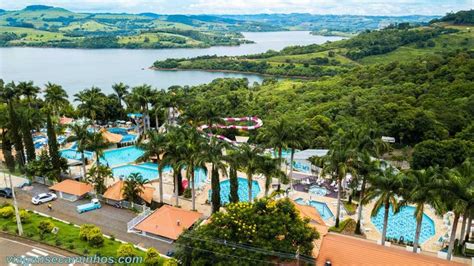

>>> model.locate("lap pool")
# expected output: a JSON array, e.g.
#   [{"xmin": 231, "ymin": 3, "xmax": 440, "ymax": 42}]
[
  {"xmin": 209, "ymin": 177, "xmax": 260, "ymax": 204},
  {"xmin": 295, "ymin": 198, "xmax": 334, "ymax": 221},
  {"xmin": 371, "ymin": 206, "xmax": 435, "ymax": 243}
]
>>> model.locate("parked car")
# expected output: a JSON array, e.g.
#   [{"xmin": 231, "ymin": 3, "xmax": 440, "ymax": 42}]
[
  {"xmin": 0, "ymin": 188, "xmax": 12, "ymax": 198},
  {"xmin": 77, "ymin": 198, "xmax": 101, "ymax": 213},
  {"xmin": 31, "ymin": 192, "xmax": 57, "ymax": 205}
]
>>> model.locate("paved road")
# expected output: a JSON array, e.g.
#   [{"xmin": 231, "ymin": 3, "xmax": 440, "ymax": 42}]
[
  {"xmin": 0, "ymin": 234, "xmax": 77, "ymax": 265},
  {"xmin": 4, "ymin": 183, "xmax": 173, "ymax": 254}
]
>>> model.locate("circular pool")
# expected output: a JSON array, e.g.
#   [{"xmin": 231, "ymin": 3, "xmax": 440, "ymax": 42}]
[{"xmin": 308, "ymin": 185, "xmax": 328, "ymax": 196}]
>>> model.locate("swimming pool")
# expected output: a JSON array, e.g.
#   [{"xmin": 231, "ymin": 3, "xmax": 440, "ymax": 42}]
[
  {"xmin": 100, "ymin": 146, "xmax": 144, "ymax": 166},
  {"xmin": 121, "ymin": 134, "xmax": 137, "ymax": 143},
  {"xmin": 209, "ymin": 177, "xmax": 260, "ymax": 204},
  {"xmin": 112, "ymin": 164, "xmax": 158, "ymax": 181},
  {"xmin": 108, "ymin": 127, "xmax": 128, "ymax": 135},
  {"xmin": 60, "ymin": 149, "xmax": 94, "ymax": 161},
  {"xmin": 295, "ymin": 198, "xmax": 334, "ymax": 221},
  {"xmin": 308, "ymin": 185, "xmax": 329, "ymax": 196},
  {"xmin": 371, "ymin": 206, "xmax": 435, "ymax": 243}
]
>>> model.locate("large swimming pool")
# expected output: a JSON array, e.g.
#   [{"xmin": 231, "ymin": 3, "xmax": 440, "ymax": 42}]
[
  {"xmin": 371, "ymin": 206, "xmax": 435, "ymax": 243},
  {"xmin": 107, "ymin": 128, "xmax": 137, "ymax": 143},
  {"xmin": 112, "ymin": 162, "xmax": 208, "ymax": 187},
  {"xmin": 295, "ymin": 198, "xmax": 334, "ymax": 221},
  {"xmin": 60, "ymin": 149, "xmax": 94, "ymax": 161},
  {"xmin": 209, "ymin": 177, "xmax": 260, "ymax": 204},
  {"xmin": 100, "ymin": 146, "xmax": 144, "ymax": 166}
]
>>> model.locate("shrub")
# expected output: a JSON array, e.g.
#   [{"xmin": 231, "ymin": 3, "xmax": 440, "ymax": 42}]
[
  {"xmin": 1, "ymin": 225, "xmax": 7, "ymax": 231},
  {"xmin": 109, "ymin": 234, "xmax": 115, "ymax": 241},
  {"xmin": 13, "ymin": 210, "xmax": 31, "ymax": 223},
  {"xmin": 145, "ymin": 247, "xmax": 162, "ymax": 265},
  {"xmin": 68, "ymin": 243, "xmax": 74, "ymax": 249},
  {"xmin": 117, "ymin": 243, "xmax": 136, "ymax": 258},
  {"xmin": 83, "ymin": 248, "xmax": 89, "ymax": 255},
  {"xmin": 79, "ymin": 224, "xmax": 95, "ymax": 241},
  {"xmin": 55, "ymin": 239, "xmax": 62, "ymax": 247},
  {"xmin": 0, "ymin": 206, "xmax": 14, "ymax": 218},
  {"xmin": 87, "ymin": 227, "xmax": 104, "ymax": 247},
  {"xmin": 38, "ymin": 220, "xmax": 54, "ymax": 235}
]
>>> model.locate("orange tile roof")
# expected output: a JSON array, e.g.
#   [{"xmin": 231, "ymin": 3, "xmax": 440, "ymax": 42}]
[
  {"xmin": 103, "ymin": 180, "xmax": 155, "ymax": 204},
  {"xmin": 134, "ymin": 205, "xmax": 202, "ymax": 240},
  {"xmin": 317, "ymin": 233, "xmax": 465, "ymax": 266},
  {"xmin": 292, "ymin": 200, "xmax": 327, "ymax": 258},
  {"xmin": 100, "ymin": 128, "xmax": 122, "ymax": 143},
  {"xmin": 49, "ymin": 179, "xmax": 92, "ymax": 196}
]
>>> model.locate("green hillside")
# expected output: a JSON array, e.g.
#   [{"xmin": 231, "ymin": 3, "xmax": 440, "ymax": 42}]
[{"xmin": 153, "ymin": 11, "xmax": 474, "ymax": 77}]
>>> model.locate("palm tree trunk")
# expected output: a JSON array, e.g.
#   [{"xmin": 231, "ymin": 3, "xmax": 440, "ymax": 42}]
[
  {"xmin": 335, "ymin": 178, "xmax": 342, "ymax": 228},
  {"xmin": 191, "ymin": 167, "xmax": 196, "ymax": 211},
  {"xmin": 81, "ymin": 152, "xmax": 86, "ymax": 181},
  {"xmin": 459, "ymin": 208, "xmax": 468, "ymax": 246},
  {"xmin": 211, "ymin": 165, "xmax": 221, "ymax": 213},
  {"xmin": 248, "ymin": 173, "xmax": 253, "ymax": 203},
  {"xmin": 464, "ymin": 215, "xmax": 472, "ymax": 244},
  {"xmin": 288, "ymin": 148, "xmax": 295, "ymax": 196},
  {"xmin": 355, "ymin": 176, "xmax": 367, "ymax": 235},
  {"xmin": 413, "ymin": 214, "xmax": 423, "ymax": 253},
  {"xmin": 155, "ymin": 114, "xmax": 159, "ymax": 131},
  {"xmin": 277, "ymin": 148, "xmax": 282, "ymax": 187},
  {"xmin": 447, "ymin": 212, "xmax": 460, "ymax": 261},
  {"xmin": 381, "ymin": 201, "xmax": 390, "ymax": 246},
  {"xmin": 229, "ymin": 167, "xmax": 238, "ymax": 203},
  {"xmin": 174, "ymin": 172, "xmax": 179, "ymax": 207},
  {"xmin": 158, "ymin": 168, "xmax": 163, "ymax": 204},
  {"xmin": 265, "ymin": 175, "xmax": 271, "ymax": 197}
]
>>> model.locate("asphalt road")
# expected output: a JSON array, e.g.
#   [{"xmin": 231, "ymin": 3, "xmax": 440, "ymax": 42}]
[{"xmin": 2, "ymin": 183, "xmax": 174, "ymax": 255}]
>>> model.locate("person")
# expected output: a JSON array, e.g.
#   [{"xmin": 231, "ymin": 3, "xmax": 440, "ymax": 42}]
[{"xmin": 47, "ymin": 203, "xmax": 52, "ymax": 211}]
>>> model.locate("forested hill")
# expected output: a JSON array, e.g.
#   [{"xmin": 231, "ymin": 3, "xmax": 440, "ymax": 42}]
[
  {"xmin": 153, "ymin": 10, "xmax": 474, "ymax": 78},
  {"xmin": 431, "ymin": 9, "xmax": 474, "ymax": 25}
]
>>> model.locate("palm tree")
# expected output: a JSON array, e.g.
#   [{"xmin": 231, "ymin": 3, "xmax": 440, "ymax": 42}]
[
  {"xmin": 86, "ymin": 165, "xmax": 113, "ymax": 195},
  {"xmin": 257, "ymin": 118, "xmax": 290, "ymax": 186},
  {"xmin": 443, "ymin": 159, "xmax": 473, "ymax": 260},
  {"xmin": 128, "ymin": 84, "xmax": 154, "ymax": 134},
  {"xmin": 44, "ymin": 82, "xmax": 68, "ymax": 117},
  {"xmin": 112, "ymin": 82, "xmax": 129, "ymax": 108},
  {"xmin": 85, "ymin": 132, "xmax": 109, "ymax": 168},
  {"xmin": 363, "ymin": 167, "xmax": 404, "ymax": 246},
  {"xmin": 404, "ymin": 167, "xmax": 444, "ymax": 252},
  {"xmin": 286, "ymin": 121, "xmax": 310, "ymax": 191},
  {"xmin": 313, "ymin": 130, "xmax": 356, "ymax": 228},
  {"xmin": 178, "ymin": 127, "xmax": 207, "ymax": 211},
  {"xmin": 137, "ymin": 131, "xmax": 167, "ymax": 204},
  {"xmin": 258, "ymin": 156, "xmax": 285, "ymax": 197},
  {"xmin": 235, "ymin": 143, "xmax": 262, "ymax": 203},
  {"xmin": 67, "ymin": 122, "xmax": 91, "ymax": 180},
  {"xmin": 17, "ymin": 81, "xmax": 39, "ymax": 108},
  {"xmin": 161, "ymin": 127, "xmax": 186, "ymax": 207},
  {"xmin": 123, "ymin": 173, "xmax": 146, "ymax": 205},
  {"xmin": 74, "ymin": 87, "xmax": 106, "ymax": 126},
  {"xmin": 224, "ymin": 150, "xmax": 241, "ymax": 203},
  {"xmin": 203, "ymin": 137, "xmax": 228, "ymax": 213}
]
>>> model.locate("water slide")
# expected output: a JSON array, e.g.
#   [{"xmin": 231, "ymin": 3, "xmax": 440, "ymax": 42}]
[{"xmin": 198, "ymin": 116, "xmax": 263, "ymax": 145}]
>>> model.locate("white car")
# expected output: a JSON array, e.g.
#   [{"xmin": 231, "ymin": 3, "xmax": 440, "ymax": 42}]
[{"xmin": 31, "ymin": 192, "xmax": 57, "ymax": 205}]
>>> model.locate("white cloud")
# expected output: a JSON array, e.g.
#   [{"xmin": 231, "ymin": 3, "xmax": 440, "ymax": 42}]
[{"xmin": 0, "ymin": 0, "xmax": 472, "ymax": 15}]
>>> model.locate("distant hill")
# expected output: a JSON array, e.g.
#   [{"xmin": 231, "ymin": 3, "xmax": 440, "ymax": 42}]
[
  {"xmin": 23, "ymin": 5, "xmax": 56, "ymax": 11},
  {"xmin": 431, "ymin": 10, "xmax": 474, "ymax": 25}
]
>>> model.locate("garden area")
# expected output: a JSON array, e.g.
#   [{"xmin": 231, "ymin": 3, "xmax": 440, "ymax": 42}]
[{"xmin": 0, "ymin": 202, "xmax": 173, "ymax": 265}]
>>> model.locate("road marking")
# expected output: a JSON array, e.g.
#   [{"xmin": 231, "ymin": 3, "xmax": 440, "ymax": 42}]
[
  {"xmin": 0, "ymin": 237, "xmax": 64, "ymax": 257},
  {"xmin": 25, "ymin": 252, "xmax": 39, "ymax": 257},
  {"xmin": 31, "ymin": 248, "xmax": 48, "ymax": 256}
]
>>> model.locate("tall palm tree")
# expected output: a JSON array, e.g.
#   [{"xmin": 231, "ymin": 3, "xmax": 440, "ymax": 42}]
[
  {"xmin": 404, "ymin": 167, "xmax": 444, "ymax": 252},
  {"xmin": 161, "ymin": 127, "xmax": 186, "ymax": 207},
  {"xmin": 123, "ymin": 173, "xmax": 146, "ymax": 205},
  {"xmin": 224, "ymin": 150, "xmax": 241, "ymax": 203},
  {"xmin": 0, "ymin": 81, "xmax": 26, "ymax": 168},
  {"xmin": 85, "ymin": 132, "xmax": 109, "ymax": 168},
  {"xmin": 257, "ymin": 118, "xmax": 290, "ymax": 186},
  {"xmin": 17, "ymin": 81, "xmax": 40, "ymax": 108},
  {"xmin": 258, "ymin": 156, "xmax": 285, "ymax": 197},
  {"xmin": 178, "ymin": 127, "xmax": 207, "ymax": 211},
  {"xmin": 128, "ymin": 84, "xmax": 154, "ymax": 134},
  {"xmin": 203, "ymin": 137, "xmax": 228, "ymax": 213},
  {"xmin": 443, "ymin": 159, "xmax": 473, "ymax": 260},
  {"xmin": 137, "ymin": 131, "xmax": 167, "ymax": 204},
  {"xmin": 313, "ymin": 129, "xmax": 356, "ymax": 228},
  {"xmin": 74, "ymin": 87, "xmax": 106, "ymax": 126},
  {"xmin": 286, "ymin": 121, "xmax": 310, "ymax": 191},
  {"xmin": 363, "ymin": 167, "xmax": 404, "ymax": 246},
  {"xmin": 44, "ymin": 82, "xmax": 68, "ymax": 117},
  {"xmin": 67, "ymin": 122, "xmax": 91, "ymax": 180},
  {"xmin": 235, "ymin": 143, "xmax": 262, "ymax": 203},
  {"xmin": 112, "ymin": 82, "xmax": 129, "ymax": 108}
]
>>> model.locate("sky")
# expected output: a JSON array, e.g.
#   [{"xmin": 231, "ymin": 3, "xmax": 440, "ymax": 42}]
[{"xmin": 0, "ymin": 0, "xmax": 472, "ymax": 16}]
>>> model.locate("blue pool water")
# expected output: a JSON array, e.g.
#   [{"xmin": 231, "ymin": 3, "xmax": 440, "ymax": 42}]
[
  {"xmin": 112, "ymin": 164, "xmax": 158, "ymax": 181},
  {"xmin": 121, "ymin": 134, "xmax": 137, "ymax": 143},
  {"xmin": 60, "ymin": 149, "xmax": 94, "ymax": 161},
  {"xmin": 100, "ymin": 146, "xmax": 144, "ymax": 166},
  {"xmin": 295, "ymin": 198, "xmax": 334, "ymax": 221},
  {"xmin": 371, "ymin": 206, "xmax": 435, "ymax": 243},
  {"xmin": 209, "ymin": 177, "xmax": 260, "ymax": 204},
  {"xmin": 108, "ymin": 127, "xmax": 128, "ymax": 135}
]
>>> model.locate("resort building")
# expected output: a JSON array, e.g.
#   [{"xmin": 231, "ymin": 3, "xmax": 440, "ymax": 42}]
[
  {"xmin": 130, "ymin": 205, "xmax": 203, "ymax": 243},
  {"xmin": 49, "ymin": 179, "xmax": 92, "ymax": 201}
]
